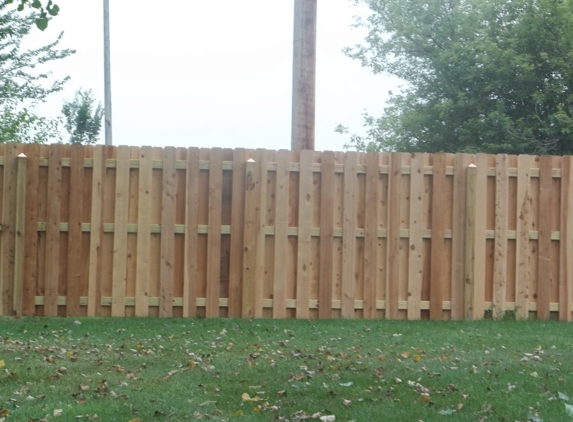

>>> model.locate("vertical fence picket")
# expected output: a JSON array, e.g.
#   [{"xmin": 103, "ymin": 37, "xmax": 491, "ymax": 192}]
[
  {"xmin": 450, "ymin": 154, "xmax": 472, "ymax": 319},
  {"xmin": 135, "ymin": 146, "xmax": 153, "ymax": 316},
  {"xmin": 242, "ymin": 157, "xmax": 261, "ymax": 318},
  {"xmin": 430, "ymin": 153, "xmax": 448, "ymax": 319},
  {"xmin": 160, "ymin": 147, "xmax": 176, "ymax": 317},
  {"xmin": 363, "ymin": 152, "xmax": 379, "ymax": 319},
  {"xmin": 341, "ymin": 151, "xmax": 357, "ymax": 318},
  {"xmin": 386, "ymin": 152, "xmax": 401, "ymax": 319},
  {"xmin": 183, "ymin": 147, "xmax": 200, "ymax": 317},
  {"xmin": 537, "ymin": 156, "xmax": 553, "ymax": 319},
  {"xmin": 408, "ymin": 153, "xmax": 424, "ymax": 320},
  {"xmin": 23, "ymin": 143, "xmax": 40, "ymax": 316},
  {"xmin": 296, "ymin": 150, "xmax": 313, "ymax": 319},
  {"xmin": 560, "ymin": 156, "xmax": 573, "ymax": 321},
  {"xmin": 493, "ymin": 154, "xmax": 509, "ymax": 318},
  {"xmin": 515, "ymin": 155, "xmax": 532, "ymax": 319},
  {"xmin": 273, "ymin": 149, "xmax": 290, "ymax": 318},
  {"xmin": 206, "ymin": 148, "xmax": 223, "ymax": 317},
  {"xmin": 111, "ymin": 146, "xmax": 130, "ymax": 316},
  {"xmin": 44, "ymin": 144, "xmax": 62, "ymax": 316},
  {"xmin": 12, "ymin": 152, "xmax": 27, "ymax": 318},
  {"xmin": 88, "ymin": 146, "xmax": 106, "ymax": 316},
  {"xmin": 464, "ymin": 163, "xmax": 477, "ymax": 320},
  {"xmin": 66, "ymin": 145, "xmax": 84, "ymax": 316},
  {"xmin": 473, "ymin": 154, "xmax": 488, "ymax": 318},
  {"xmin": 0, "ymin": 144, "xmax": 18, "ymax": 316}
]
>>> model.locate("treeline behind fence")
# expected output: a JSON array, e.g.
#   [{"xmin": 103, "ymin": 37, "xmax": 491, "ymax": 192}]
[{"xmin": 0, "ymin": 143, "xmax": 572, "ymax": 320}]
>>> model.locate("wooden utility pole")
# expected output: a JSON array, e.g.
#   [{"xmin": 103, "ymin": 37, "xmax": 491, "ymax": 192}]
[
  {"xmin": 291, "ymin": 0, "xmax": 317, "ymax": 151},
  {"xmin": 103, "ymin": 0, "xmax": 113, "ymax": 146}
]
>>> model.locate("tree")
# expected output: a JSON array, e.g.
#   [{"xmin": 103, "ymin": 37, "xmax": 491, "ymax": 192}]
[
  {"xmin": 341, "ymin": 0, "xmax": 573, "ymax": 155},
  {"xmin": 0, "ymin": 3, "xmax": 74, "ymax": 143},
  {"xmin": 2, "ymin": 0, "xmax": 59, "ymax": 33},
  {"xmin": 61, "ymin": 88, "xmax": 104, "ymax": 145}
]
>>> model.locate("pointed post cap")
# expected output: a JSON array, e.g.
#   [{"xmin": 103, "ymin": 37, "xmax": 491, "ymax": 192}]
[
  {"xmin": 17, "ymin": 153, "xmax": 27, "ymax": 158},
  {"xmin": 247, "ymin": 158, "xmax": 256, "ymax": 163},
  {"xmin": 468, "ymin": 163, "xmax": 477, "ymax": 168}
]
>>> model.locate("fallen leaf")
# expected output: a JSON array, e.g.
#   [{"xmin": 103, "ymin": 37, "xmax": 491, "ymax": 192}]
[
  {"xmin": 414, "ymin": 354, "xmax": 421, "ymax": 362},
  {"xmin": 343, "ymin": 399, "xmax": 352, "ymax": 406},
  {"xmin": 53, "ymin": 409, "xmax": 63, "ymax": 417},
  {"xmin": 339, "ymin": 382, "xmax": 353, "ymax": 387},
  {"xmin": 232, "ymin": 410, "xmax": 243, "ymax": 417},
  {"xmin": 241, "ymin": 393, "xmax": 260, "ymax": 402},
  {"xmin": 0, "ymin": 360, "xmax": 5, "ymax": 368},
  {"xmin": 420, "ymin": 393, "xmax": 430, "ymax": 402},
  {"xmin": 379, "ymin": 356, "xmax": 386, "ymax": 362},
  {"xmin": 566, "ymin": 403, "xmax": 573, "ymax": 417},
  {"xmin": 319, "ymin": 416, "xmax": 335, "ymax": 422},
  {"xmin": 559, "ymin": 392, "xmax": 570, "ymax": 401},
  {"xmin": 401, "ymin": 351, "xmax": 411, "ymax": 359}
]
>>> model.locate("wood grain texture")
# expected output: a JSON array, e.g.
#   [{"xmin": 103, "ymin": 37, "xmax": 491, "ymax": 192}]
[
  {"xmin": 559, "ymin": 156, "xmax": 573, "ymax": 321},
  {"xmin": 0, "ymin": 144, "xmax": 18, "ymax": 315},
  {"xmin": 450, "ymin": 154, "xmax": 472, "ymax": 319},
  {"xmin": 206, "ymin": 148, "xmax": 223, "ymax": 317},
  {"xmin": 430, "ymin": 153, "xmax": 448, "ymax": 319},
  {"xmin": 242, "ymin": 159, "xmax": 261, "ymax": 318},
  {"xmin": 471, "ymin": 154, "xmax": 488, "ymax": 319},
  {"xmin": 386, "ymin": 152, "xmax": 402, "ymax": 319},
  {"xmin": 87, "ymin": 146, "xmax": 106, "ymax": 316},
  {"xmin": 12, "ymin": 153, "xmax": 27, "ymax": 318},
  {"xmin": 23, "ymin": 143, "xmax": 40, "ymax": 316},
  {"xmin": 341, "ymin": 151, "xmax": 357, "ymax": 318},
  {"xmin": 183, "ymin": 148, "xmax": 200, "ymax": 317},
  {"xmin": 515, "ymin": 155, "xmax": 531, "ymax": 320},
  {"xmin": 296, "ymin": 150, "xmax": 313, "ymax": 318},
  {"xmin": 537, "ymin": 156, "xmax": 553, "ymax": 319},
  {"xmin": 44, "ymin": 144, "xmax": 62, "ymax": 316},
  {"xmin": 408, "ymin": 153, "xmax": 424, "ymax": 320},
  {"xmin": 66, "ymin": 145, "xmax": 84, "ymax": 316},
  {"xmin": 111, "ymin": 146, "xmax": 130, "ymax": 317},
  {"xmin": 493, "ymin": 154, "xmax": 508, "ymax": 319},
  {"xmin": 273, "ymin": 149, "xmax": 290, "ymax": 318},
  {"xmin": 363, "ymin": 152, "xmax": 379, "ymax": 319},
  {"xmin": 228, "ymin": 149, "xmax": 246, "ymax": 317},
  {"xmin": 464, "ymin": 163, "xmax": 477, "ymax": 320},
  {"xmin": 135, "ymin": 146, "xmax": 153, "ymax": 316},
  {"xmin": 160, "ymin": 147, "xmax": 177, "ymax": 317}
]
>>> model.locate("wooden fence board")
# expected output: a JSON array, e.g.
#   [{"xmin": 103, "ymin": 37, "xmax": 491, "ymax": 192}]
[
  {"xmin": 296, "ymin": 150, "xmax": 313, "ymax": 319},
  {"xmin": 273, "ymin": 149, "xmax": 290, "ymax": 318},
  {"xmin": 450, "ymin": 154, "xmax": 471, "ymax": 319},
  {"xmin": 0, "ymin": 144, "xmax": 17, "ymax": 315},
  {"xmin": 206, "ymin": 148, "xmax": 223, "ymax": 317},
  {"xmin": 160, "ymin": 146, "xmax": 176, "ymax": 317},
  {"xmin": 493, "ymin": 154, "xmax": 509, "ymax": 319},
  {"xmin": 66, "ymin": 145, "xmax": 84, "ymax": 316},
  {"xmin": 471, "ymin": 154, "xmax": 488, "ymax": 319},
  {"xmin": 111, "ymin": 146, "xmax": 130, "ymax": 317},
  {"xmin": 44, "ymin": 144, "xmax": 62, "ymax": 316},
  {"xmin": 515, "ymin": 155, "xmax": 531, "ymax": 320},
  {"xmin": 341, "ymin": 151, "xmax": 357, "ymax": 318},
  {"xmin": 560, "ymin": 156, "xmax": 573, "ymax": 321},
  {"xmin": 385, "ymin": 153, "xmax": 402, "ymax": 318},
  {"xmin": 254, "ymin": 150, "xmax": 268, "ymax": 318},
  {"xmin": 430, "ymin": 153, "xmax": 448, "ymax": 319},
  {"xmin": 87, "ymin": 146, "xmax": 105, "ymax": 316},
  {"xmin": 23, "ymin": 143, "xmax": 40, "ymax": 316},
  {"xmin": 242, "ymin": 158, "xmax": 262, "ymax": 318},
  {"xmin": 228, "ymin": 149, "xmax": 246, "ymax": 317},
  {"xmin": 408, "ymin": 153, "xmax": 424, "ymax": 320},
  {"xmin": 183, "ymin": 147, "xmax": 200, "ymax": 317},
  {"xmin": 135, "ymin": 146, "xmax": 152, "ymax": 316},
  {"xmin": 12, "ymin": 153, "xmax": 27, "ymax": 318},
  {"xmin": 363, "ymin": 152, "xmax": 380, "ymax": 319},
  {"xmin": 537, "ymin": 156, "xmax": 553, "ymax": 319}
]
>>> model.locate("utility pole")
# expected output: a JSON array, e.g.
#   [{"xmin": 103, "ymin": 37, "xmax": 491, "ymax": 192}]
[
  {"xmin": 291, "ymin": 0, "xmax": 317, "ymax": 151},
  {"xmin": 103, "ymin": 0, "xmax": 112, "ymax": 146}
]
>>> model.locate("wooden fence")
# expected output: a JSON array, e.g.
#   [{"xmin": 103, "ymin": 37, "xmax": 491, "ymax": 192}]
[{"xmin": 0, "ymin": 143, "xmax": 571, "ymax": 320}]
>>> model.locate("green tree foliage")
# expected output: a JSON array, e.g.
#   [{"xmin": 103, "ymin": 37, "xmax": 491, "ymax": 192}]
[
  {"xmin": 2, "ymin": 0, "xmax": 59, "ymax": 33},
  {"xmin": 0, "ymin": 2, "xmax": 73, "ymax": 143},
  {"xmin": 61, "ymin": 88, "xmax": 104, "ymax": 145},
  {"xmin": 341, "ymin": 0, "xmax": 573, "ymax": 154}
]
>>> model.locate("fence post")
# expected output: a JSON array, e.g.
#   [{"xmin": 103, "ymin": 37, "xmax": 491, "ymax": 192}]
[
  {"xmin": 464, "ymin": 163, "xmax": 477, "ymax": 320},
  {"xmin": 242, "ymin": 158, "xmax": 260, "ymax": 318},
  {"xmin": 12, "ymin": 153, "xmax": 27, "ymax": 318}
]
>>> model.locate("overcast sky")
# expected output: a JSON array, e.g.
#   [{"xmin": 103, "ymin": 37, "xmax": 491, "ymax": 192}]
[{"xmin": 27, "ymin": 0, "xmax": 401, "ymax": 152}]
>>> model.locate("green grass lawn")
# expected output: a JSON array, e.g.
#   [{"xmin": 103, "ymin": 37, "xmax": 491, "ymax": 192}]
[{"xmin": 1, "ymin": 317, "xmax": 573, "ymax": 421}]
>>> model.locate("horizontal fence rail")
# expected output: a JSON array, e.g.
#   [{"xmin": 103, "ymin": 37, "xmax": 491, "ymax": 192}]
[{"xmin": 0, "ymin": 143, "xmax": 571, "ymax": 320}]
